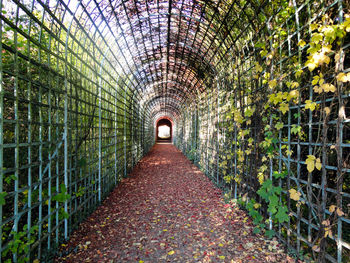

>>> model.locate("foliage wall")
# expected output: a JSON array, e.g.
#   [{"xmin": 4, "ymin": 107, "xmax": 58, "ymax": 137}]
[
  {"xmin": 175, "ymin": 1, "xmax": 350, "ymax": 262},
  {"xmin": 0, "ymin": 1, "xmax": 154, "ymax": 262}
]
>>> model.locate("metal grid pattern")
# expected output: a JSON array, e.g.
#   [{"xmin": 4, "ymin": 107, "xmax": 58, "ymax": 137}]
[
  {"xmin": 0, "ymin": 0, "xmax": 349, "ymax": 262},
  {"xmin": 175, "ymin": 1, "xmax": 350, "ymax": 262}
]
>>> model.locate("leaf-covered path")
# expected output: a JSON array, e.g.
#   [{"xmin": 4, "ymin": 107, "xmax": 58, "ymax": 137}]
[{"xmin": 56, "ymin": 144, "xmax": 296, "ymax": 262}]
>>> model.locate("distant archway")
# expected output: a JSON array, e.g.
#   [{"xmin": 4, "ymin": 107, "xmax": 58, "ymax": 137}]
[{"xmin": 156, "ymin": 117, "xmax": 173, "ymax": 142}]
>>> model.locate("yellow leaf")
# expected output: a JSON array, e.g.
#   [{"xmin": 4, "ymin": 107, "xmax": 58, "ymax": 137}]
[
  {"xmin": 254, "ymin": 203, "xmax": 261, "ymax": 209},
  {"xmin": 219, "ymin": 243, "xmax": 224, "ymax": 247},
  {"xmin": 310, "ymin": 23, "xmax": 318, "ymax": 31},
  {"xmin": 289, "ymin": 89, "xmax": 299, "ymax": 99},
  {"xmin": 295, "ymin": 69, "xmax": 303, "ymax": 78},
  {"xmin": 311, "ymin": 33, "xmax": 323, "ymax": 44},
  {"xmin": 306, "ymin": 155, "xmax": 316, "ymax": 173},
  {"xmin": 313, "ymin": 85, "xmax": 323, "ymax": 94},
  {"xmin": 289, "ymin": 189, "xmax": 301, "ymax": 201},
  {"xmin": 312, "ymin": 52, "xmax": 330, "ymax": 65},
  {"xmin": 336, "ymin": 208, "xmax": 345, "ymax": 217},
  {"xmin": 255, "ymin": 62, "xmax": 263, "ymax": 73},
  {"xmin": 329, "ymin": 205, "xmax": 336, "ymax": 213},
  {"xmin": 312, "ymin": 245, "xmax": 320, "ymax": 252},
  {"xmin": 312, "ymin": 76, "xmax": 319, "ymax": 85},
  {"xmin": 305, "ymin": 100, "xmax": 317, "ymax": 111},
  {"xmin": 168, "ymin": 250, "xmax": 175, "ymax": 255},
  {"xmin": 322, "ymin": 219, "xmax": 330, "ymax": 226},
  {"xmin": 33, "ymin": 260, "xmax": 40, "ymax": 263},
  {"xmin": 336, "ymin": 72, "xmax": 350, "ymax": 83},
  {"xmin": 219, "ymin": 255, "xmax": 225, "ymax": 260},
  {"xmin": 258, "ymin": 172, "xmax": 264, "ymax": 185},
  {"xmin": 323, "ymin": 26, "xmax": 335, "ymax": 39},
  {"xmin": 298, "ymin": 40, "xmax": 306, "ymax": 48},
  {"xmin": 306, "ymin": 61, "xmax": 317, "ymax": 71},
  {"xmin": 325, "ymin": 228, "xmax": 333, "ymax": 238},
  {"xmin": 335, "ymin": 53, "xmax": 341, "ymax": 63},
  {"xmin": 337, "ymin": 72, "xmax": 347, "ymax": 82},
  {"xmin": 268, "ymin": 79, "xmax": 277, "ymax": 89},
  {"xmin": 315, "ymin": 158, "xmax": 322, "ymax": 170},
  {"xmin": 139, "ymin": 261, "xmax": 144, "ymax": 263},
  {"xmin": 321, "ymin": 83, "xmax": 336, "ymax": 93},
  {"xmin": 163, "ymin": 229, "xmax": 168, "ymax": 232},
  {"xmin": 324, "ymin": 107, "xmax": 331, "ymax": 116},
  {"xmin": 279, "ymin": 102, "xmax": 289, "ymax": 114},
  {"xmin": 286, "ymin": 149, "xmax": 293, "ymax": 156}
]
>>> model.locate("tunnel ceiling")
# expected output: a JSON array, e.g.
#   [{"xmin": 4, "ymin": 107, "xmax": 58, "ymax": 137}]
[
  {"xmin": 4, "ymin": 0, "xmax": 269, "ymax": 121},
  {"xmin": 54, "ymin": 0, "xmax": 267, "ymax": 121}
]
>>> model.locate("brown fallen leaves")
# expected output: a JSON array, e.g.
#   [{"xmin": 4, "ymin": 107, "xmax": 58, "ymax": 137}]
[{"xmin": 55, "ymin": 144, "xmax": 300, "ymax": 263}]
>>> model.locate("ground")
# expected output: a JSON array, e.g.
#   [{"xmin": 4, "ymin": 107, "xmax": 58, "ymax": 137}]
[{"xmin": 55, "ymin": 144, "xmax": 299, "ymax": 262}]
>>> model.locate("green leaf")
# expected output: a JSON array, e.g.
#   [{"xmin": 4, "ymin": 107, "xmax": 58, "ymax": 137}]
[
  {"xmin": 293, "ymin": 113, "xmax": 300, "ymax": 119},
  {"xmin": 253, "ymin": 213, "xmax": 263, "ymax": 224},
  {"xmin": 5, "ymin": 174, "xmax": 18, "ymax": 184},
  {"xmin": 78, "ymin": 158, "xmax": 87, "ymax": 168},
  {"xmin": 275, "ymin": 122, "xmax": 284, "ymax": 130},
  {"xmin": 62, "ymin": 211, "xmax": 70, "ymax": 219},
  {"xmin": 255, "ymin": 42, "xmax": 265, "ymax": 48},
  {"xmin": 253, "ymin": 227, "xmax": 261, "ymax": 234},
  {"xmin": 0, "ymin": 192, "xmax": 7, "ymax": 205},
  {"xmin": 275, "ymin": 206, "xmax": 289, "ymax": 223},
  {"xmin": 265, "ymin": 230, "xmax": 275, "ymax": 238},
  {"xmin": 60, "ymin": 183, "xmax": 67, "ymax": 193},
  {"xmin": 273, "ymin": 186, "xmax": 283, "ymax": 195},
  {"xmin": 257, "ymin": 188, "xmax": 268, "ymax": 201},
  {"xmin": 268, "ymin": 195, "xmax": 278, "ymax": 214}
]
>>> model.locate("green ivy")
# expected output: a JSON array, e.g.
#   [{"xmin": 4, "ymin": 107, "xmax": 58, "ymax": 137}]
[{"xmin": 2, "ymin": 225, "xmax": 38, "ymax": 263}]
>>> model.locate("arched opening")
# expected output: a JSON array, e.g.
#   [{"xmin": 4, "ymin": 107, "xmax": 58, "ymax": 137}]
[{"xmin": 156, "ymin": 118, "xmax": 172, "ymax": 143}]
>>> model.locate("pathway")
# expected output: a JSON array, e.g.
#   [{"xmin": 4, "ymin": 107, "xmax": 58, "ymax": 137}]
[{"xmin": 56, "ymin": 144, "xmax": 296, "ymax": 262}]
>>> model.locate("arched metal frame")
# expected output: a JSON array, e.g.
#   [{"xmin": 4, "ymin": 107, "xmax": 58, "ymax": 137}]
[{"xmin": 0, "ymin": 0, "xmax": 349, "ymax": 262}]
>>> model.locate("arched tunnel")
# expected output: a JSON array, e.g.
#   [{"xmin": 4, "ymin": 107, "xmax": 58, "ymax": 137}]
[{"xmin": 1, "ymin": 0, "xmax": 350, "ymax": 262}]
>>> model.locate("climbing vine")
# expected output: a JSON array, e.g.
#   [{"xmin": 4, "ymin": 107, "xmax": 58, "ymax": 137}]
[{"xmin": 180, "ymin": 3, "xmax": 350, "ymax": 262}]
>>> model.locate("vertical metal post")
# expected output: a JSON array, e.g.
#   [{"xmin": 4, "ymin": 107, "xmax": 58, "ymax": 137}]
[
  {"xmin": 0, "ymin": 1, "xmax": 3, "ymax": 259},
  {"xmin": 114, "ymin": 88, "xmax": 118, "ymax": 186},
  {"xmin": 63, "ymin": 90, "xmax": 69, "ymax": 240},
  {"xmin": 13, "ymin": 7, "xmax": 20, "ymax": 262},
  {"xmin": 268, "ymin": 116, "xmax": 273, "ymax": 230},
  {"xmin": 98, "ymin": 72, "xmax": 102, "ymax": 202},
  {"xmin": 216, "ymin": 77, "xmax": 220, "ymax": 185},
  {"xmin": 124, "ymin": 90, "xmax": 127, "ymax": 178},
  {"xmin": 206, "ymin": 91, "xmax": 210, "ymax": 174},
  {"xmin": 336, "ymin": 3, "xmax": 344, "ymax": 262},
  {"xmin": 63, "ymin": 3, "xmax": 79, "ymax": 239},
  {"xmin": 292, "ymin": 0, "xmax": 301, "ymax": 253},
  {"xmin": 98, "ymin": 53, "xmax": 107, "ymax": 201},
  {"xmin": 194, "ymin": 104, "xmax": 197, "ymax": 164},
  {"xmin": 131, "ymin": 100, "xmax": 134, "ymax": 168}
]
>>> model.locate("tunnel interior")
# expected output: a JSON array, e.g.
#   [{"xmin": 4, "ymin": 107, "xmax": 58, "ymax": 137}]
[{"xmin": 0, "ymin": 0, "xmax": 350, "ymax": 262}]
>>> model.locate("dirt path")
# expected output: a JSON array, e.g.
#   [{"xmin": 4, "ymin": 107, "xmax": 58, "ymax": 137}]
[{"xmin": 56, "ymin": 144, "xmax": 296, "ymax": 262}]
